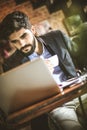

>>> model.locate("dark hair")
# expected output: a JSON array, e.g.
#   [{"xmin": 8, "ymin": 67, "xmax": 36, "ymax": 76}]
[{"xmin": 0, "ymin": 11, "xmax": 31, "ymax": 40}]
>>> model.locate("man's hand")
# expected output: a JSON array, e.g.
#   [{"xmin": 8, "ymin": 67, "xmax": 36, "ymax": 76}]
[
  {"xmin": 44, "ymin": 59, "xmax": 54, "ymax": 73},
  {"xmin": 44, "ymin": 55, "xmax": 58, "ymax": 73},
  {"xmin": 0, "ymin": 54, "xmax": 4, "ymax": 64},
  {"xmin": 0, "ymin": 54, "xmax": 4, "ymax": 74}
]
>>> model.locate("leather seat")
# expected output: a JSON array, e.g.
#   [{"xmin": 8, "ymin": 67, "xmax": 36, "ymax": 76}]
[{"xmin": 48, "ymin": 103, "xmax": 85, "ymax": 130}]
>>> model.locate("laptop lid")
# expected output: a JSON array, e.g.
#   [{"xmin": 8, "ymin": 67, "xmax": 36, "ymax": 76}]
[{"xmin": 0, "ymin": 58, "xmax": 60, "ymax": 114}]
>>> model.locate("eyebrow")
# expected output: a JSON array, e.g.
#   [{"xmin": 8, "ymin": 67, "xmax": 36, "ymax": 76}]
[
  {"xmin": 10, "ymin": 39, "xmax": 18, "ymax": 43},
  {"xmin": 10, "ymin": 32, "xmax": 27, "ymax": 43},
  {"xmin": 20, "ymin": 33, "xmax": 27, "ymax": 39}
]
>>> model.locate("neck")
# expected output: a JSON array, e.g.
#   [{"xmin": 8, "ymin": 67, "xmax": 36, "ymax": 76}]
[{"xmin": 35, "ymin": 37, "xmax": 43, "ymax": 55}]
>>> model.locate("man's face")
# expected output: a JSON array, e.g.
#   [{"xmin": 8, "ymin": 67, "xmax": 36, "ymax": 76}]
[{"xmin": 9, "ymin": 28, "xmax": 36, "ymax": 56}]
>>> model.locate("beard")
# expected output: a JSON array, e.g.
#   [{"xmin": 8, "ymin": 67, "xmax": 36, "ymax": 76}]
[{"xmin": 19, "ymin": 38, "xmax": 36, "ymax": 57}]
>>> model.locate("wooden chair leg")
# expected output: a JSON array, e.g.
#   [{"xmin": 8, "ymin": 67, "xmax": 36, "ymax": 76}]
[{"xmin": 78, "ymin": 96, "xmax": 86, "ymax": 117}]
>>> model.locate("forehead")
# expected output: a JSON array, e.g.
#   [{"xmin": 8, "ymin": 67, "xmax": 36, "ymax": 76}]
[{"xmin": 9, "ymin": 28, "xmax": 31, "ymax": 40}]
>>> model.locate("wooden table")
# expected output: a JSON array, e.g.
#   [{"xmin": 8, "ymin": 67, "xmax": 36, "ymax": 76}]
[{"xmin": 6, "ymin": 80, "xmax": 87, "ymax": 129}]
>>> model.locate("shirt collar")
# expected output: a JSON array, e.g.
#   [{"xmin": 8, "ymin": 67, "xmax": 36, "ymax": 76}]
[{"xmin": 28, "ymin": 37, "xmax": 45, "ymax": 60}]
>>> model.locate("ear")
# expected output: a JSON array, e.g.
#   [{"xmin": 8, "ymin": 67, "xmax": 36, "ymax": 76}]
[{"xmin": 31, "ymin": 25, "xmax": 36, "ymax": 35}]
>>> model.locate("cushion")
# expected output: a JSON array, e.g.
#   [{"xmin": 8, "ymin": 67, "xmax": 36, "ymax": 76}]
[{"xmin": 49, "ymin": 106, "xmax": 85, "ymax": 130}]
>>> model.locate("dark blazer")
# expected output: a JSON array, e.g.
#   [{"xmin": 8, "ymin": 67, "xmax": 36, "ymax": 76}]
[
  {"xmin": 3, "ymin": 30, "xmax": 77, "ymax": 78},
  {"xmin": 40, "ymin": 30, "xmax": 77, "ymax": 78}
]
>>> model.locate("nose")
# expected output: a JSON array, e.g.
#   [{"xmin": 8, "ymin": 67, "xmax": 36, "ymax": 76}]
[{"xmin": 19, "ymin": 39, "xmax": 26, "ymax": 47}]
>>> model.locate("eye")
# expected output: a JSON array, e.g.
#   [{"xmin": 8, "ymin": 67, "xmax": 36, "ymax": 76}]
[
  {"xmin": 21, "ymin": 33, "xmax": 27, "ymax": 39},
  {"xmin": 11, "ymin": 40, "xmax": 18, "ymax": 44}
]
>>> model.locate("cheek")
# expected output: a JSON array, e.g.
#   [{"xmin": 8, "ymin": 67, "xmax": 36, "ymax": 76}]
[
  {"xmin": 26, "ymin": 34, "xmax": 34, "ymax": 44},
  {"xmin": 10, "ymin": 43, "xmax": 21, "ymax": 50},
  {"xmin": 14, "ymin": 44, "xmax": 21, "ymax": 50}
]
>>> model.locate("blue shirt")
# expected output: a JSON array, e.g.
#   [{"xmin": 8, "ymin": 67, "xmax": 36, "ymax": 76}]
[{"xmin": 28, "ymin": 43, "xmax": 67, "ymax": 84}]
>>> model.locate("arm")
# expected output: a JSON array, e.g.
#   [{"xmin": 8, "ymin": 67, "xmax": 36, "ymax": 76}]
[{"xmin": 0, "ymin": 55, "xmax": 3, "ymax": 74}]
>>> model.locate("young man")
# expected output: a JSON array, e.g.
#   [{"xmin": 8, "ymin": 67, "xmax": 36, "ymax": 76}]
[{"xmin": 0, "ymin": 11, "xmax": 85, "ymax": 130}]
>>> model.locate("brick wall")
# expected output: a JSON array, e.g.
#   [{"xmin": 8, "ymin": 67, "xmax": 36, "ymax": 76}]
[{"xmin": 0, "ymin": 0, "xmax": 68, "ymax": 34}]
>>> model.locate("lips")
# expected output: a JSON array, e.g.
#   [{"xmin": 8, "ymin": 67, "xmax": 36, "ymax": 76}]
[
  {"xmin": 21, "ymin": 44, "xmax": 32, "ymax": 51},
  {"xmin": 21, "ymin": 46, "xmax": 32, "ymax": 53}
]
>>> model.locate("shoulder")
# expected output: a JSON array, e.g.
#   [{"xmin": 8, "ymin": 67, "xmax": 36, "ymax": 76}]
[
  {"xmin": 41, "ymin": 30, "xmax": 61, "ymax": 36},
  {"xmin": 40, "ymin": 30, "xmax": 63, "ymax": 40}
]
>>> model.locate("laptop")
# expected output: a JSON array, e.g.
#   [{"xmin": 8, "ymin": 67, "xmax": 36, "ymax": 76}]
[{"xmin": 0, "ymin": 58, "xmax": 60, "ymax": 114}]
